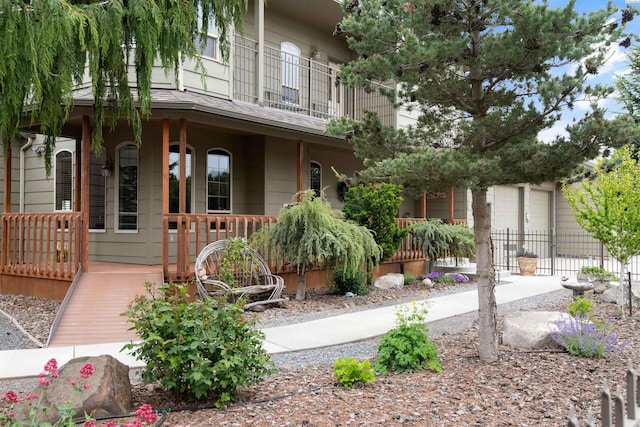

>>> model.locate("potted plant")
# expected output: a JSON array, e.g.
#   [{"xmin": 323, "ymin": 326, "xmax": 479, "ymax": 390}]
[{"xmin": 516, "ymin": 247, "xmax": 539, "ymax": 275}]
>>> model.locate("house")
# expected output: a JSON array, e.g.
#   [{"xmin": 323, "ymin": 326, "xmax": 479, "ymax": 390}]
[
  {"xmin": 0, "ymin": 0, "xmax": 444, "ymax": 299},
  {"xmin": 1, "ymin": 1, "xmax": 602, "ymax": 304}
]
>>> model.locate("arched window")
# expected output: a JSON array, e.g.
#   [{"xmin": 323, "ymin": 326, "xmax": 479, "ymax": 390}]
[
  {"xmin": 281, "ymin": 42, "xmax": 300, "ymax": 104},
  {"xmin": 310, "ymin": 161, "xmax": 321, "ymax": 197},
  {"xmin": 207, "ymin": 149, "xmax": 231, "ymax": 212},
  {"xmin": 54, "ymin": 150, "xmax": 73, "ymax": 211},
  {"xmin": 116, "ymin": 143, "xmax": 138, "ymax": 231}
]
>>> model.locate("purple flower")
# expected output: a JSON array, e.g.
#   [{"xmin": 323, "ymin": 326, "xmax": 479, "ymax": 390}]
[
  {"xmin": 425, "ymin": 272, "xmax": 441, "ymax": 280},
  {"xmin": 451, "ymin": 273, "xmax": 469, "ymax": 283}
]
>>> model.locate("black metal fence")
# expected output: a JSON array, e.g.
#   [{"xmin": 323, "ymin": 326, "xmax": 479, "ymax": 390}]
[{"xmin": 491, "ymin": 228, "xmax": 640, "ymax": 279}]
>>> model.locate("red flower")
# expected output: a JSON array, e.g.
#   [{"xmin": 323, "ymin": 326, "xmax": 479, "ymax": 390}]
[
  {"xmin": 83, "ymin": 383, "xmax": 90, "ymax": 390},
  {"xmin": 2, "ymin": 391, "xmax": 18, "ymax": 403},
  {"xmin": 79, "ymin": 363, "xmax": 94, "ymax": 379},
  {"xmin": 24, "ymin": 394, "xmax": 38, "ymax": 401},
  {"xmin": 44, "ymin": 358, "xmax": 58, "ymax": 375},
  {"xmin": 83, "ymin": 421, "xmax": 96, "ymax": 427},
  {"xmin": 135, "ymin": 403, "xmax": 158, "ymax": 424}
]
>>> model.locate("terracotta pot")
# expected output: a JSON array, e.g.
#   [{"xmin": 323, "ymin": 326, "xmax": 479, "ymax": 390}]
[{"xmin": 517, "ymin": 257, "xmax": 538, "ymax": 276}]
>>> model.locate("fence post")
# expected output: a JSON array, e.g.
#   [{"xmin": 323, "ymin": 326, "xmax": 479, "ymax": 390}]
[
  {"xmin": 603, "ymin": 379, "xmax": 612, "ymax": 427},
  {"xmin": 551, "ymin": 227, "xmax": 556, "ymax": 276},
  {"xmin": 506, "ymin": 228, "xmax": 510, "ymax": 271},
  {"xmin": 628, "ymin": 360, "xmax": 637, "ymax": 420},
  {"xmin": 615, "ymin": 384, "xmax": 625, "ymax": 427}
]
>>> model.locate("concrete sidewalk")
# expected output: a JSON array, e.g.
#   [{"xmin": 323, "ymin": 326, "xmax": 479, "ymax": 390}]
[{"xmin": 0, "ymin": 274, "xmax": 566, "ymax": 379}]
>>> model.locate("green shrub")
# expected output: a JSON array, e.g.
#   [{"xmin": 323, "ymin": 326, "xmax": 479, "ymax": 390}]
[
  {"xmin": 122, "ymin": 282, "xmax": 275, "ymax": 406},
  {"xmin": 579, "ymin": 266, "xmax": 617, "ymax": 281},
  {"xmin": 332, "ymin": 265, "xmax": 369, "ymax": 295},
  {"xmin": 343, "ymin": 183, "xmax": 409, "ymax": 261},
  {"xmin": 333, "ymin": 357, "xmax": 376, "ymax": 387},
  {"xmin": 403, "ymin": 273, "xmax": 417, "ymax": 286},
  {"xmin": 412, "ymin": 219, "xmax": 452, "ymax": 272},
  {"xmin": 568, "ymin": 296, "xmax": 594, "ymax": 318},
  {"xmin": 374, "ymin": 301, "xmax": 442, "ymax": 374}
]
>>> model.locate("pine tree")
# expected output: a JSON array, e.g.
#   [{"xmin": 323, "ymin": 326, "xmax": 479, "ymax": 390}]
[
  {"xmin": 0, "ymin": 0, "xmax": 247, "ymax": 172},
  {"xmin": 329, "ymin": 0, "xmax": 640, "ymax": 362}
]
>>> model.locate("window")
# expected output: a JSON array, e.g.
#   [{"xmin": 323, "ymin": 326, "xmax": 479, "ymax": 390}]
[
  {"xmin": 117, "ymin": 143, "xmax": 138, "ymax": 231},
  {"xmin": 89, "ymin": 151, "xmax": 106, "ymax": 230},
  {"xmin": 197, "ymin": 6, "xmax": 219, "ymax": 60},
  {"xmin": 310, "ymin": 161, "xmax": 321, "ymax": 197},
  {"xmin": 169, "ymin": 144, "xmax": 194, "ymax": 229},
  {"xmin": 207, "ymin": 149, "xmax": 231, "ymax": 212},
  {"xmin": 281, "ymin": 42, "xmax": 300, "ymax": 104},
  {"xmin": 55, "ymin": 150, "xmax": 73, "ymax": 211}
]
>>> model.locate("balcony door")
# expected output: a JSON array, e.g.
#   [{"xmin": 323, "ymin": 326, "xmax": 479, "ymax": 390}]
[{"xmin": 329, "ymin": 61, "xmax": 353, "ymax": 118}]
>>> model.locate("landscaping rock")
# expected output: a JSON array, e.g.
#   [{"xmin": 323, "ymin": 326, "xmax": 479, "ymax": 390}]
[
  {"xmin": 602, "ymin": 282, "xmax": 640, "ymax": 305},
  {"xmin": 422, "ymin": 278, "xmax": 434, "ymax": 288},
  {"xmin": 374, "ymin": 273, "xmax": 404, "ymax": 290},
  {"xmin": 502, "ymin": 311, "xmax": 568, "ymax": 349},
  {"xmin": 13, "ymin": 355, "xmax": 132, "ymax": 424}
]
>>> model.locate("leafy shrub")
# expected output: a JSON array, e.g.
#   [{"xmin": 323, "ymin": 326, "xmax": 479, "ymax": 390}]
[
  {"xmin": 403, "ymin": 273, "xmax": 417, "ymax": 286},
  {"xmin": 568, "ymin": 296, "xmax": 593, "ymax": 318},
  {"xmin": 343, "ymin": 183, "xmax": 409, "ymax": 261},
  {"xmin": 374, "ymin": 301, "xmax": 442, "ymax": 374},
  {"xmin": 332, "ymin": 265, "xmax": 369, "ymax": 295},
  {"xmin": 333, "ymin": 357, "xmax": 376, "ymax": 388},
  {"xmin": 550, "ymin": 314, "xmax": 629, "ymax": 358},
  {"xmin": 122, "ymin": 282, "xmax": 275, "ymax": 405},
  {"xmin": 448, "ymin": 224, "xmax": 475, "ymax": 261},
  {"xmin": 579, "ymin": 266, "xmax": 618, "ymax": 281}
]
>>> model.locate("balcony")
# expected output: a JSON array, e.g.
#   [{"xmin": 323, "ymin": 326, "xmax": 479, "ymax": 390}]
[{"xmin": 233, "ymin": 35, "xmax": 397, "ymax": 128}]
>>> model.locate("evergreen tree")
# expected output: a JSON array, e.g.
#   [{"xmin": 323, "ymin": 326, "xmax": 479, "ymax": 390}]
[
  {"xmin": 0, "ymin": 0, "xmax": 247, "ymax": 172},
  {"xmin": 329, "ymin": 0, "xmax": 640, "ymax": 362}
]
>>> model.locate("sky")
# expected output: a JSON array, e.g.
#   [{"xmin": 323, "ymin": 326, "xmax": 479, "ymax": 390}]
[{"xmin": 536, "ymin": 0, "xmax": 640, "ymax": 143}]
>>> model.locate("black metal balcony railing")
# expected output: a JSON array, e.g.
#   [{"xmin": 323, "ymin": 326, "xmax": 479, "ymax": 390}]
[{"xmin": 233, "ymin": 35, "xmax": 397, "ymax": 127}]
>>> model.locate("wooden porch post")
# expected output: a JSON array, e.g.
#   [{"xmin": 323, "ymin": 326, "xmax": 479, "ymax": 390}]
[
  {"xmin": 81, "ymin": 116, "xmax": 90, "ymax": 272},
  {"xmin": 448, "ymin": 187, "xmax": 455, "ymax": 224},
  {"xmin": 2, "ymin": 142, "xmax": 11, "ymax": 268},
  {"xmin": 3, "ymin": 143, "xmax": 11, "ymax": 214},
  {"xmin": 421, "ymin": 192, "xmax": 427, "ymax": 219},
  {"xmin": 176, "ymin": 119, "xmax": 187, "ymax": 277},
  {"xmin": 162, "ymin": 118, "xmax": 169, "ymax": 279},
  {"xmin": 297, "ymin": 140, "xmax": 304, "ymax": 201}
]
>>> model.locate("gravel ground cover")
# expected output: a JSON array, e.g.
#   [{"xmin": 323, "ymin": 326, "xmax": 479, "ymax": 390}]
[{"xmin": 1, "ymin": 280, "xmax": 638, "ymax": 426}]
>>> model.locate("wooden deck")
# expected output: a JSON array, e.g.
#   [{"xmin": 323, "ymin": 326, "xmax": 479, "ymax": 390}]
[{"xmin": 47, "ymin": 262, "xmax": 164, "ymax": 347}]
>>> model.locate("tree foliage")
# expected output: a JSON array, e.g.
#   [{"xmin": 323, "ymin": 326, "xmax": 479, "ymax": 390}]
[
  {"xmin": 343, "ymin": 182, "xmax": 409, "ymax": 261},
  {"xmin": 250, "ymin": 190, "xmax": 382, "ymax": 300},
  {"xmin": 0, "ymin": 0, "xmax": 247, "ymax": 172},
  {"xmin": 329, "ymin": 0, "xmax": 640, "ymax": 362},
  {"xmin": 563, "ymin": 146, "xmax": 640, "ymax": 308}
]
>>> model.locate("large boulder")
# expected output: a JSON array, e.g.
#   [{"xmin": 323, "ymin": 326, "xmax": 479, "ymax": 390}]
[
  {"xmin": 602, "ymin": 282, "xmax": 640, "ymax": 305},
  {"xmin": 13, "ymin": 355, "xmax": 132, "ymax": 424},
  {"xmin": 502, "ymin": 311, "xmax": 568, "ymax": 349},
  {"xmin": 374, "ymin": 273, "xmax": 405, "ymax": 290}
]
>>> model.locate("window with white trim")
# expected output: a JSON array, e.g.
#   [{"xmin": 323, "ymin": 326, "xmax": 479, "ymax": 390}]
[
  {"xmin": 169, "ymin": 144, "xmax": 194, "ymax": 229},
  {"xmin": 281, "ymin": 42, "xmax": 300, "ymax": 104},
  {"xmin": 55, "ymin": 150, "xmax": 73, "ymax": 211},
  {"xmin": 197, "ymin": 6, "xmax": 219, "ymax": 60},
  {"xmin": 207, "ymin": 149, "xmax": 231, "ymax": 212},
  {"xmin": 117, "ymin": 143, "xmax": 138, "ymax": 231},
  {"xmin": 310, "ymin": 161, "xmax": 321, "ymax": 197}
]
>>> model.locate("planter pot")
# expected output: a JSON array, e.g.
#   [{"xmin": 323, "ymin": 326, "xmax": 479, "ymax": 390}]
[{"xmin": 517, "ymin": 257, "xmax": 538, "ymax": 276}]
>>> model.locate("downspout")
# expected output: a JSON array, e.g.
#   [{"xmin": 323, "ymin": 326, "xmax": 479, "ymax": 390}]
[{"xmin": 19, "ymin": 133, "xmax": 35, "ymax": 213}]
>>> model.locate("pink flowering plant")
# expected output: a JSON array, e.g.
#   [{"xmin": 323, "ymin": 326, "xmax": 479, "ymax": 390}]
[{"xmin": 0, "ymin": 359, "xmax": 157, "ymax": 427}]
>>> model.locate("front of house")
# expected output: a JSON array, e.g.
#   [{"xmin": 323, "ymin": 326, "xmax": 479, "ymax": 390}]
[{"xmin": 0, "ymin": 0, "xmax": 594, "ymax": 298}]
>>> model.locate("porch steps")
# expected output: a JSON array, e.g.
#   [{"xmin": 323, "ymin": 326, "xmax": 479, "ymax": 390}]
[{"xmin": 47, "ymin": 263, "xmax": 163, "ymax": 347}]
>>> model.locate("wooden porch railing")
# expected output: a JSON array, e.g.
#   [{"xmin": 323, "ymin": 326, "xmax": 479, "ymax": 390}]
[
  {"xmin": 0, "ymin": 212, "xmax": 82, "ymax": 281},
  {"xmin": 163, "ymin": 214, "xmax": 279, "ymax": 282},
  {"xmin": 162, "ymin": 214, "xmax": 471, "ymax": 282}
]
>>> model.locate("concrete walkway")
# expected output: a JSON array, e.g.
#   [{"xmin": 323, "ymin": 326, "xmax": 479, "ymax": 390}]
[{"xmin": 0, "ymin": 274, "xmax": 566, "ymax": 379}]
